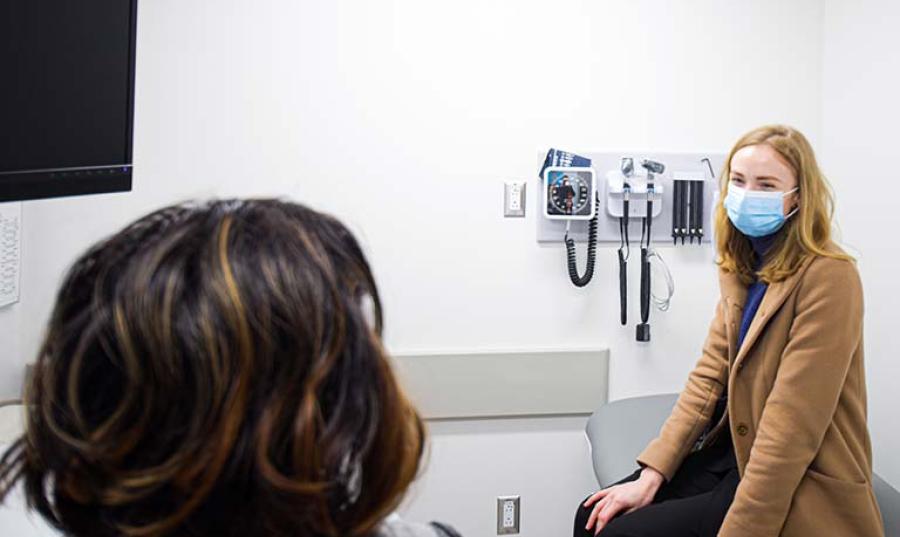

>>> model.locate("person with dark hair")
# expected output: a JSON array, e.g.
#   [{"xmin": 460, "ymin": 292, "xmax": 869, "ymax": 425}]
[{"xmin": 0, "ymin": 199, "xmax": 460, "ymax": 537}]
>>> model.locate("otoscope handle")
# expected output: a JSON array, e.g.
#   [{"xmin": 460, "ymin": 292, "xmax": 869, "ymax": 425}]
[
  {"xmin": 640, "ymin": 247, "xmax": 650, "ymax": 323},
  {"xmin": 636, "ymin": 247, "xmax": 652, "ymax": 342},
  {"xmin": 618, "ymin": 249, "xmax": 627, "ymax": 325}
]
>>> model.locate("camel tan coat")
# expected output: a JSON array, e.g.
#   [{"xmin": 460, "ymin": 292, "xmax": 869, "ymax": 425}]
[{"xmin": 636, "ymin": 250, "xmax": 884, "ymax": 536}]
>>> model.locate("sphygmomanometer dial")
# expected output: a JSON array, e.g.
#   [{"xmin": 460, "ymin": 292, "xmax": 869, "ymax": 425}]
[{"xmin": 549, "ymin": 174, "xmax": 590, "ymax": 215}]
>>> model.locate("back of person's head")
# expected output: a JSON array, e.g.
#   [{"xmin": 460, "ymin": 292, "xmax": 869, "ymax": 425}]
[{"xmin": 0, "ymin": 199, "xmax": 425, "ymax": 537}]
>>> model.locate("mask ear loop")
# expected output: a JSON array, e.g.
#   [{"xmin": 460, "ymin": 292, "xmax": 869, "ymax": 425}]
[{"xmin": 784, "ymin": 188, "xmax": 800, "ymax": 219}]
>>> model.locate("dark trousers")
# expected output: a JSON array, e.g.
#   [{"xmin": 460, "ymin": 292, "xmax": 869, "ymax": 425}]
[{"xmin": 573, "ymin": 436, "xmax": 739, "ymax": 537}]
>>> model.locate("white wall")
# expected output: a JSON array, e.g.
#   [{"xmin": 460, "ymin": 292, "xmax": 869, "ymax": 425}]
[
  {"xmin": 822, "ymin": 0, "xmax": 900, "ymax": 489},
  {"xmin": 0, "ymin": 308, "xmax": 20, "ymax": 398},
  {"xmin": 403, "ymin": 417, "xmax": 601, "ymax": 537},
  {"xmin": 0, "ymin": 0, "xmax": 834, "ymax": 535}
]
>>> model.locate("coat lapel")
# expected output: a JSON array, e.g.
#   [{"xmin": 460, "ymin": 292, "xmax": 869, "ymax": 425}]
[{"xmin": 731, "ymin": 256, "xmax": 816, "ymax": 369}]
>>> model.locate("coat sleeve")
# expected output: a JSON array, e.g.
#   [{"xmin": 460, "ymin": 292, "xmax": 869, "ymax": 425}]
[
  {"xmin": 636, "ymin": 298, "xmax": 730, "ymax": 481},
  {"xmin": 718, "ymin": 258, "xmax": 863, "ymax": 536}
]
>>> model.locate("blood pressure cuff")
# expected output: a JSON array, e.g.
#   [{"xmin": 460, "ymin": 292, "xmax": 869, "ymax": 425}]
[{"xmin": 540, "ymin": 148, "xmax": 592, "ymax": 178}]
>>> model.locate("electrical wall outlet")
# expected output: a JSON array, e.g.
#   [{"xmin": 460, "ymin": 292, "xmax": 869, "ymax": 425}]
[
  {"xmin": 504, "ymin": 181, "xmax": 526, "ymax": 217},
  {"xmin": 497, "ymin": 495, "xmax": 520, "ymax": 534}
]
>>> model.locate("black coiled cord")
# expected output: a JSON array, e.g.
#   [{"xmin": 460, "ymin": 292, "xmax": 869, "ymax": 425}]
[{"xmin": 564, "ymin": 213, "xmax": 598, "ymax": 287}]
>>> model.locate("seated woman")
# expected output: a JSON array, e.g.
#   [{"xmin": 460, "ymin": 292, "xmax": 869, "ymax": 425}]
[
  {"xmin": 575, "ymin": 125, "xmax": 884, "ymax": 536},
  {"xmin": 0, "ymin": 199, "xmax": 459, "ymax": 537}
]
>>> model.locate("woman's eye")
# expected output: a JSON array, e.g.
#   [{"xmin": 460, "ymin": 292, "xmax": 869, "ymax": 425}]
[{"xmin": 730, "ymin": 177, "xmax": 744, "ymax": 185}]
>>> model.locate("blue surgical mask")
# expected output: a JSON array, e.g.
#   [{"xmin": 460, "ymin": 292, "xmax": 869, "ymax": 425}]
[{"xmin": 724, "ymin": 184, "xmax": 798, "ymax": 237}]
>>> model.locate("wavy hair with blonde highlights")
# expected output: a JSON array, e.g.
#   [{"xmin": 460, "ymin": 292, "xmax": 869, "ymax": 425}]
[
  {"xmin": 0, "ymin": 199, "xmax": 425, "ymax": 537},
  {"xmin": 714, "ymin": 124, "xmax": 852, "ymax": 284}
]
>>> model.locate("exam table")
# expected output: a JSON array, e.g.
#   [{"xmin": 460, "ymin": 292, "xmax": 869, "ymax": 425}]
[{"xmin": 585, "ymin": 393, "xmax": 900, "ymax": 536}]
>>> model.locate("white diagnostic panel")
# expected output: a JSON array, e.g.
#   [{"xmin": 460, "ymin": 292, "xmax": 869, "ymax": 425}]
[
  {"xmin": 536, "ymin": 151, "xmax": 725, "ymax": 244},
  {"xmin": 0, "ymin": 203, "xmax": 22, "ymax": 308}
]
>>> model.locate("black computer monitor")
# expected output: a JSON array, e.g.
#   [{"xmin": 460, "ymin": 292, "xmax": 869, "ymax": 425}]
[{"xmin": 0, "ymin": 0, "xmax": 138, "ymax": 202}]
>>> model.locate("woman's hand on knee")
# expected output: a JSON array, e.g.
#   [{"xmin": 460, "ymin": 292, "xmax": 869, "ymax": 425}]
[{"xmin": 582, "ymin": 467, "xmax": 665, "ymax": 535}]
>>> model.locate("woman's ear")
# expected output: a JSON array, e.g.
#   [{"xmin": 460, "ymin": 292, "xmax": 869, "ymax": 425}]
[{"xmin": 785, "ymin": 190, "xmax": 800, "ymax": 216}]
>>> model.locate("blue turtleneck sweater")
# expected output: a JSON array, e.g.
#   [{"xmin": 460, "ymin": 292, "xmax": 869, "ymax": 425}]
[{"xmin": 738, "ymin": 231, "xmax": 782, "ymax": 347}]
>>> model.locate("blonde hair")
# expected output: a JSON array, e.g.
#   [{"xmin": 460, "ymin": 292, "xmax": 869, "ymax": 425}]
[{"xmin": 715, "ymin": 125, "xmax": 852, "ymax": 284}]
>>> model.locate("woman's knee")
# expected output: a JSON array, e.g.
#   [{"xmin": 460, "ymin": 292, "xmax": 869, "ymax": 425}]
[
  {"xmin": 595, "ymin": 516, "xmax": 641, "ymax": 537},
  {"xmin": 574, "ymin": 498, "xmax": 647, "ymax": 537},
  {"xmin": 573, "ymin": 497, "xmax": 595, "ymax": 537},
  {"xmin": 574, "ymin": 499, "xmax": 638, "ymax": 537}
]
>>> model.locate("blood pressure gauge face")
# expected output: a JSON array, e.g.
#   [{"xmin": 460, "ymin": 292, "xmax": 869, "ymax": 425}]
[{"xmin": 544, "ymin": 167, "xmax": 596, "ymax": 220}]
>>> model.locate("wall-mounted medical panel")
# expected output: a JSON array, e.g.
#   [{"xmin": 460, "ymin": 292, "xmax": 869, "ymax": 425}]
[{"xmin": 536, "ymin": 151, "xmax": 726, "ymax": 244}]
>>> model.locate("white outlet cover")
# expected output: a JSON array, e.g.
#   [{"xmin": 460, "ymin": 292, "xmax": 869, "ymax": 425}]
[
  {"xmin": 497, "ymin": 496, "xmax": 520, "ymax": 534},
  {"xmin": 503, "ymin": 181, "xmax": 526, "ymax": 218}
]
